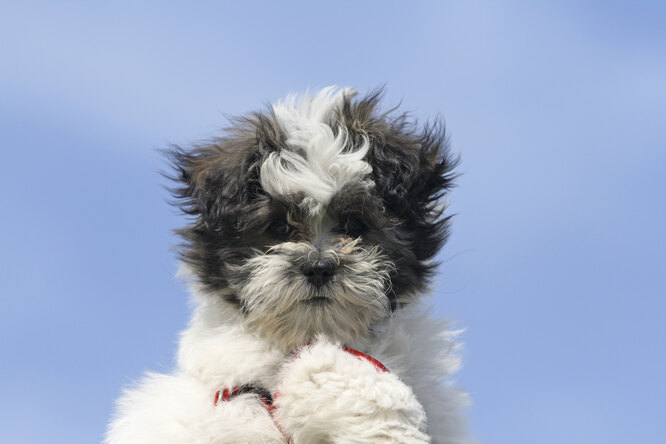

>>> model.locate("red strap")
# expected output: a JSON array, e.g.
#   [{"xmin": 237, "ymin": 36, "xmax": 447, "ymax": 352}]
[
  {"xmin": 214, "ymin": 386, "xmax": 287, "ymax": 441},
  {"xmin": 213, "ymin": 387, "xmax": 239, "ymax": 406},
  {"xmin": 260, "ymin": 395, "xmax": 276, "ymax": 412},
  {"xmin": 343, "ymin": 347, "xmax": 389, "ymax": 372},
  {"xmin": 214, "ymin": 348, "xmax": 387, "ymax": 407},
  {"xmin": 213, "ymin": 347, "xmax": 385, "ymax": 444}
]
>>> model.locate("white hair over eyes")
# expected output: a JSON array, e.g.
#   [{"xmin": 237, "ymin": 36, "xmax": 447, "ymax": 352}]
[{"xmin": 260, "ymin": 86, "xmax": 373, "ymax": 214}]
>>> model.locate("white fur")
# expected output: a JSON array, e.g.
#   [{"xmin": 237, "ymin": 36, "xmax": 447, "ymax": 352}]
[
  {"xmin": 356, "ymin": 304, "xmax": 470, "ymax": 442},
  {"xmin": 106, "ymin": 373, "xmax": 286, "ymax": 444},
  {"xmin": 261, "ymin": 87, "xmax": 373, "ymax": 214},
  {"xmin": 106, "ymin": 280, "xmax": 470, "ymax": 444},
  {"xmin": 275, "ymin": 338, "xmax": 429, "ymax": 443}
]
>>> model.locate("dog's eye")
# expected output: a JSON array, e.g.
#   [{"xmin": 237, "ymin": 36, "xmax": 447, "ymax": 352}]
[
  {"xmin": 267, "ymin": 219, "xmax": 291, "ymax": 236},
  {"xmin": 340, "ymin": 217, "xmax": 367, "ymax": 237}
]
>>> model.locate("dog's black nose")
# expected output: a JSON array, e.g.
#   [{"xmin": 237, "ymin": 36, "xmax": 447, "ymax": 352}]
[{"xmin": 302, "ymin": 260, "xmax": 336, "ymax": 287}]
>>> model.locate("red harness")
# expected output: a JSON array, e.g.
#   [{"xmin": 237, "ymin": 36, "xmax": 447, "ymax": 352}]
[
  {"xmin": 342, "ymin": 346, "xmax": 388, "ymax": 372},
  {"xmin": 213, "ymin": 347, "xmax": 388, "ymax": 441}
]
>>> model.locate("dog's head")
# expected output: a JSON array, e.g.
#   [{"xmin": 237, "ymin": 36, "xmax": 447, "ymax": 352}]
[{"xmin": 169, "ymin": 87, "xmax": 457, "ymax": 350}]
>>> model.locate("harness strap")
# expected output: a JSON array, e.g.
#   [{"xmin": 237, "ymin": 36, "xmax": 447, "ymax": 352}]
[{"xmin": 213, "ymin": 346, "xmax": 388, "ymax": 443}]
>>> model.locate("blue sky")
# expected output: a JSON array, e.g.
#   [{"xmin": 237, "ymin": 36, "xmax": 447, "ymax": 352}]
[{"xmin": 1, "ymin": 1, "xmax": 664, "ymax": 443}]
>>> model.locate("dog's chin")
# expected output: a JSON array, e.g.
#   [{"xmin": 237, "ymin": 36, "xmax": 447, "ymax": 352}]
[
  {"xmin": 243, "ymin": 289, "xmax": 389, "ymax": 351},
  {"xmin": 233, "ymin": 277, "xmax": 391, "ymax": 351},
  {"xmin": 303, "ymin": 295, "xmax": 331, "ymax": 305}
]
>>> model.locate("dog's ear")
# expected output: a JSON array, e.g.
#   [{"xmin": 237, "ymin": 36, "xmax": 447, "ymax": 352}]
[
  {"xmin": 165, "ymin": 112, "xmax": 285, "ymax": 228},
  {"xmin": 341, "ymin": 90, "xmax": 458, "ymax": 262},
  {"xmin": 368, "ymin": 118, "xmax": 458, "ymax": 262},
  {"xmin": 165, "ymin": 137, "xmax": 263, "ymax": 226}
]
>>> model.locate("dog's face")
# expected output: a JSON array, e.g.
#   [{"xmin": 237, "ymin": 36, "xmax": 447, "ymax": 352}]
[{"xmin": 170, "ymin": 87, "xmax": 456, "ymax": 350}]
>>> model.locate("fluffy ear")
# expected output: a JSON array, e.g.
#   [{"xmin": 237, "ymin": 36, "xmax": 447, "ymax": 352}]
[
  {"xmin": 166, "ymin": 141, "xmax": 258, "ymax": 222},
  {"xmin": 343, "ymin": 91, "xmax": 458, "ymax": 262},
  {"xmin": 371, "ymin": 119, "xmax": 458, "ymax": 262},
  {"xmin": 371, "ymin": 119, "xmax": 456, "ymax": 214},
  {"xmin": 165, "ymin": 112, "xmax": 283, "ymax": 227},
  {"xmin": 164, "ymin": 136, "xmax": 266, "ymax": 297}
]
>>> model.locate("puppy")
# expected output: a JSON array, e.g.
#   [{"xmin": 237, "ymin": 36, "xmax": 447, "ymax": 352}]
[{"xmin": 106, "ymin": 87, "xmax": 470, "ymax": 443}]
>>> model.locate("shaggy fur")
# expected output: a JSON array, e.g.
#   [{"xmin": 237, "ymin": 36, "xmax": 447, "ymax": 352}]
[{"xmin": 106, "ymin": 87, "xmax": 470, "ymax": 443}]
